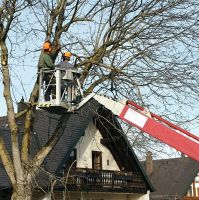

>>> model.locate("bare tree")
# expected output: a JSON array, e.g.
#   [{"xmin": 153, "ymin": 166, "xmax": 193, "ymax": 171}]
[{"xmin": 1, "ymin": 0, "xmax": 199, "ymax": 199}]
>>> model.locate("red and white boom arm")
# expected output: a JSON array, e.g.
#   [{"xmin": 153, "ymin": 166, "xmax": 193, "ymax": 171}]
[{"xmin": 93, "ymin": 94, "xmax": 199, "ymax": 162}]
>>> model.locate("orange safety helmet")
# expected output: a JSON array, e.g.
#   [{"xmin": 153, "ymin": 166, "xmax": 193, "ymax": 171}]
[
  {"xmin": 42, "ymin": 41, "xmax": 51, "ymax": 50},
  {"xmin": 63, "ymin": 52, "xmax": 72, "ymax": 58}
]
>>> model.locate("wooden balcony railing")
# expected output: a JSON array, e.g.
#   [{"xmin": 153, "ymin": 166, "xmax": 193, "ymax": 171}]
[{"xmin": 66, "ymin": 168, "xmax": 147, "ymax": 193}]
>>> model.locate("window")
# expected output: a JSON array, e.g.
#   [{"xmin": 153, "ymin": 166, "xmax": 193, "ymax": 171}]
[
  {"xmin": 92, "ymin": 151, "xmax": 102, "ymax": 170},
  {"xmin": 107, "ymin": 159, "xmax": 109, "ymax": 166},
  {"xmin": 65, "ymin": 149, "xmax": 77, "ymax": 171}
]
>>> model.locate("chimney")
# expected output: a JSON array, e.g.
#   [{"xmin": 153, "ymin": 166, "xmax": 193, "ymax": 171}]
[
  {"xmin": 17, "ymin": 97, "xmax": 28, "ymax": 112},
  {"xmin": 146, "ymin": 151, "xmax": 153, "ymax": 176}
]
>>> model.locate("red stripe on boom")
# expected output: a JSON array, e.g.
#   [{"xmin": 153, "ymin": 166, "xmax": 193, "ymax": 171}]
[{"xmin": 119, "ymin": 105, "xmax": 199, "ymax": 162}]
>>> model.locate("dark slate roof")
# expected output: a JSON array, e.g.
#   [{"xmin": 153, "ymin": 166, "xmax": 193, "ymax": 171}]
[
  {"xmin": 0, "ymin": 116, "xmax": 8, "ymax": 129},
  {"xmin": 31, "ymin": 98, "xmax": 100, "ymax": 174},
  {"xmin": 0, "ymin": 98, "xmax": 153, "ymax": 192},
  {"xmin": 0, "ymin": 115, "xmax": 27, "ymax": 189},
  {"xmin": 142, "ymin": 157, "xmax": 199, "ymax": 200},
  {"xmin": 0, "ymin": 127, "xmax": 12, "ymax": 189}
]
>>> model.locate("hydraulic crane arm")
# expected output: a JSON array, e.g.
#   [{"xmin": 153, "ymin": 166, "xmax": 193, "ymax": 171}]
[{"xmin": 93, "ymin": 94, "xmax": 199, "ymax": 162}]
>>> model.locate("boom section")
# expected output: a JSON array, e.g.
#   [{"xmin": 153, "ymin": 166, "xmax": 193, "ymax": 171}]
[{"xmin": 93, "ymin": 95, "xmax": 199, "ymax": 162}]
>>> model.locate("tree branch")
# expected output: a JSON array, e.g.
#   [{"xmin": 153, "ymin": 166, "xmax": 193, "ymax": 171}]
[
  {"xmin": 0, "ymin": 41, "xmax": 24, "ymax": 181},
  {"xmin": 21, "ymin": 78, "xmax": 39, "ymax": 163},
  {"xmin": 31, "ymin": 114, "xmax": 70, "ymax": 171}
]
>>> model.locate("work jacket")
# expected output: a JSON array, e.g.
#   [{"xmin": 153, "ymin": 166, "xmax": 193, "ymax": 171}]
[
  {"xmin": 57, "ymin": 61, "xmax": 75, "ymax": 70},
  {"xmin": 38, "ymin": 51, "xmax": 55, "ymax": 70}
]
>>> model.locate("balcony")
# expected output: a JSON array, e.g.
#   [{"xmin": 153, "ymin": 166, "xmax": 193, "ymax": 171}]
[{"xmin": 66, "ymin": 168, "xmax": 147, "ymax": 193}]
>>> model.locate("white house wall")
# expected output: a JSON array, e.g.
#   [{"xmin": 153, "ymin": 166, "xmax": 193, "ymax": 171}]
[
  {"xmin": 186, "ymin": 173, "xmax": 199, "ymax": 197},
  {"xmin": 64, "ymin": 122, "xmax": 151, "ymax": 200},
  {"xmin": 75, "ymin": 122, "xmax": 120, "ymax": 171},
  {"xmin": 35, "ymin": 191, "xmax": 150, "ymax": 200},
  {"xmin": 67, "ymin": 191, "xmax": 150, "ymax": 200}
]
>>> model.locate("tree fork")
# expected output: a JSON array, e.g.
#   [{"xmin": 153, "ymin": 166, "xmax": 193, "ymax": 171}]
[{"xmin": 12, "ymin": 183, "xmax": 32, "ymax": 200}]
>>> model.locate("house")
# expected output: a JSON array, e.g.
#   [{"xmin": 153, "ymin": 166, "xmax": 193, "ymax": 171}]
[
  {"xmin": 0, "ymin": 98, "xmax": 154, "ymax": 200},
  {"xmin": 185, "ymin": 172, "xmax": 199, "ymax": 200},
  {"xmin": 141, "ymin": 152, "xmax": 199, "ymax": 200}
]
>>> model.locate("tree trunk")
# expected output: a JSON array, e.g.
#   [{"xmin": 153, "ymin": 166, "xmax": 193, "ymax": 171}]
[{"xmin": 12, "ymin": 184, "xmax": 32, "ymax": 200}]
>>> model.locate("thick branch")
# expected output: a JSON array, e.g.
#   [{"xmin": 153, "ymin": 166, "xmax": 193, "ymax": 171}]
[
  {"xmin": 57, "ymin": 0, "xmax": 80, "ymax": 37},
  {"xmin": 85, "ymin": 75, "xmax": 110, "ymax": 94},
  {"xmin": 21, "ymin": 76, "xmax": 39, "ymax": 162},
  {"xmin": 80, "ymin": 45, "xmax": 107, "ymax": 85},
  {"xmin": 0, "ymin": 41, "xmax": 24, "ymax": 181},
  {"xmin": 31, "ymin": 114, "xmax": 70, "ymax": 171}
]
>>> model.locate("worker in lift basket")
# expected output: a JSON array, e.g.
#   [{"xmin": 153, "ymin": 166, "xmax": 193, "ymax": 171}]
[
  {"xmin": 58, "ymin": 52, "xmax": 75, "ymax": 70},
  {"xmin": 38, "ymin": 41, "xmax": 56, "ymax": 101},
  {"xmin": 57, "ymin": 52, "xmax": 78, "ymax": 103}
]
